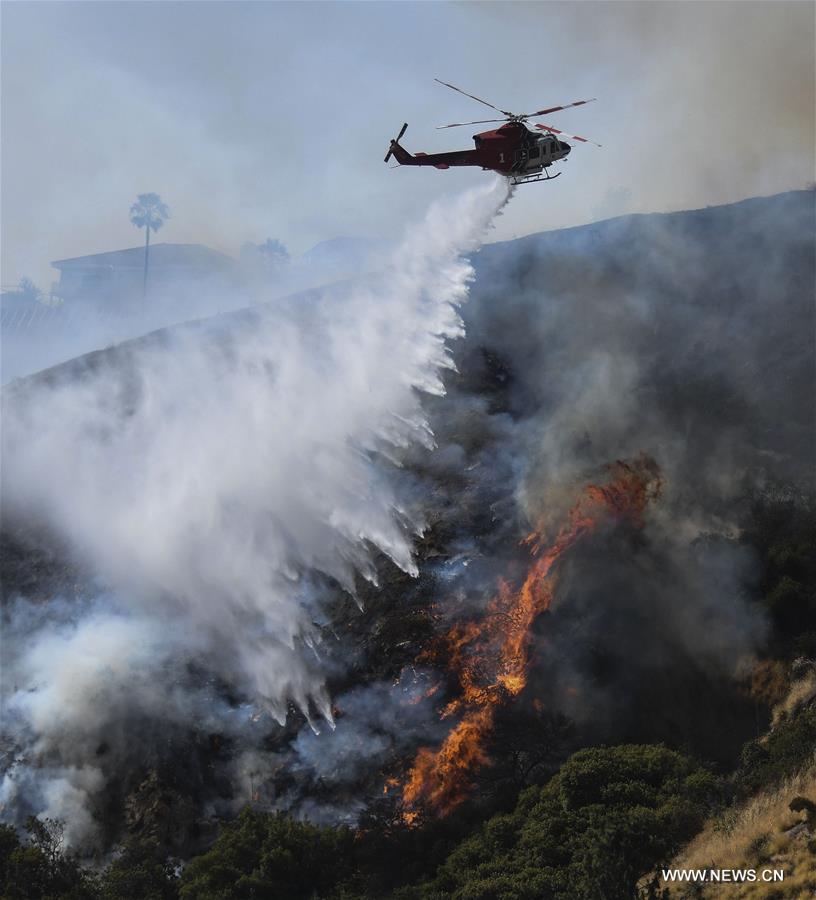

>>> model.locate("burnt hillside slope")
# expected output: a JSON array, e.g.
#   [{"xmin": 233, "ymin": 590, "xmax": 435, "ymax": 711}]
[{"xmin": 1, "ymin": 190, "xmax": 813, "ymax": 869}]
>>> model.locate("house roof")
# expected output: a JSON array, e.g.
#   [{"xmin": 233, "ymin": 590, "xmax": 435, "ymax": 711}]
[{"xmin": 51, "ymin": 243, "xmax": 234, "ymax": 270}]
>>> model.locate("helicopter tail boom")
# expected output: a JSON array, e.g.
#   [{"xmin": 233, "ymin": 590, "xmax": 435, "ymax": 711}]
[{"xmin": 385, "ymin": 123, "xmax": 479, "ymax": 170}]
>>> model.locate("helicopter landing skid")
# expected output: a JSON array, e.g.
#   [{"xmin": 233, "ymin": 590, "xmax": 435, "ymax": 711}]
[{"xmin": 510, "ymin": 170, "xmax": 561, "ymax": 186}]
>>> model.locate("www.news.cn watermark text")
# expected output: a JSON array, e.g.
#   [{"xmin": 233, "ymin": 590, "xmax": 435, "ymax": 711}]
[{"xmin": 662, "ymin": 868, "xmax": 785, "ymax": 884}]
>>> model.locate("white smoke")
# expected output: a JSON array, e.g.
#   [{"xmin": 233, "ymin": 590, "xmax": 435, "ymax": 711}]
[{"xmin": 0, "ymin": 179, "xmax": 512, "ymax": 845}]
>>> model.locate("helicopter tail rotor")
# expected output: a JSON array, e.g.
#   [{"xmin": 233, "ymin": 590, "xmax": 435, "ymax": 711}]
[{"xmin": 384, "ymin": 123, "xmax": 409, "ymax": 162}]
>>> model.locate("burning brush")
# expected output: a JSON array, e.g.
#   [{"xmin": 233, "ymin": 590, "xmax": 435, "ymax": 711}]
[{"xmin": 388, "ymin": 455, "xmax": 663, "ymax": 824}]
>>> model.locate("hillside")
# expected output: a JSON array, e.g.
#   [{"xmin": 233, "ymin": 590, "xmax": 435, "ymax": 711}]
[{"xmin": 1, "ymin": 190, "xmax": 814, "ymax": 899}]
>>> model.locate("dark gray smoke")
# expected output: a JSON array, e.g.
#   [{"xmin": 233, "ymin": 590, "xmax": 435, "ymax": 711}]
[{"xmin": 446, "ymin": 189, "xmax": 814, "ymax": 759}]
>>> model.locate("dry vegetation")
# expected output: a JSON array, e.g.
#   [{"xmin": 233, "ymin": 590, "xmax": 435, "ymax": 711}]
[
  {"xmin": 773, "ymin": 671, "xmax": 816, "ymax": 730},
  {"xmin": 659, "ymin": 762, "xmax": 816, "ymax": 898}
]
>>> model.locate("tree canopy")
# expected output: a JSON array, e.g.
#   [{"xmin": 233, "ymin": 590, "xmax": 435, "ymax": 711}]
[
  {"xmin": 178, "ymin": 809, "xmax": 355, "ymax": 899},
  {"xmin": 130, "ymin": 193, "xmax": 170, "ymax": 234},
  {"xmin": 414, "ymin": 745, "xmax": 720, "ymax": 900}
]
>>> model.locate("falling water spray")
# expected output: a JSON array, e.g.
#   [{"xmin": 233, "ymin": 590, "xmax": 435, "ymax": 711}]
[{"xmin": 0, "ymin": 179, "xmax": 513, "ymax": 846}]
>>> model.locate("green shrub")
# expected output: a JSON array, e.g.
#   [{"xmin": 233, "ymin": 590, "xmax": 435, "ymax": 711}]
[
  {"xmin": 98, "ymin": 837, "xmax": 178, "ymax": 900},
  {"xmin": 742, "ymin": 487, "xmax": 816, "ymax": 651},
  {"xmin": 178, "ymin": 808, "xmax": 355, "ymax": 900},
  {"xmin": 738, "ymin": 705, "xmax": 816, "ymax": 793},
  {"xmin": 423, "ymin": 745, "xmax": 720, "ymax": 900},
  {"xmin": 0, "ymin": 819, "xmax": 97, "ymax": 900}
]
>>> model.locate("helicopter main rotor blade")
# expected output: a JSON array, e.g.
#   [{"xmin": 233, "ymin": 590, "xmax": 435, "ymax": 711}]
[
  {"xmin": 436, "ymin": 117, "xmax": 511, "ymax": 129},
  {"xmin": 535, "ymin": 122, "xmax": 602, "ymax": 147},
  {"xmin": 434, "ymin": 78, "xmax": 516, "ymax": 118},
  {"xmin": 527, "ymin": 98, "xmax": 597, "ymax": 117}
]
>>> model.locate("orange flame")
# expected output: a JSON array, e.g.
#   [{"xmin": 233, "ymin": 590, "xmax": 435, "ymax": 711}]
[{"xmin": 395, "ymin": 456, "xmax": 662, "ymax": 823}]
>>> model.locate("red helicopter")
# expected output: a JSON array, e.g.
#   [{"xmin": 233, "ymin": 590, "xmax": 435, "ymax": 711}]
[{"xmin": 385, "ymin": 79, "xmax": 600, "ymax": 185}]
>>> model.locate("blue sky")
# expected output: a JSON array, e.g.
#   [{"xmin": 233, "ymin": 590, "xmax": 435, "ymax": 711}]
[{"xmin": 2, "ymin": 1, "xmax": 813, "ymax": 287}]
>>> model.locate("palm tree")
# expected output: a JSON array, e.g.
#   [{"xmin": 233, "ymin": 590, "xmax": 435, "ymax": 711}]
[{"xmin": 129, "ymin": 193, "xmax": 170, "ymax": 299}]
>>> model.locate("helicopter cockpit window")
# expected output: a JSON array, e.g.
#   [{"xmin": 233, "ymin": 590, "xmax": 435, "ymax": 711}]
[{"xmin": 529, "ymin": 145, "xmax": 540, "ymax": 158}]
